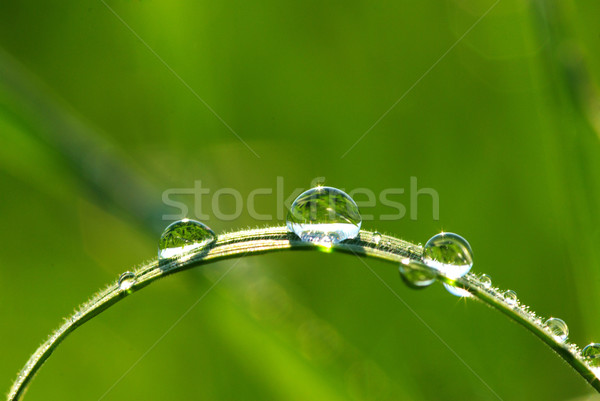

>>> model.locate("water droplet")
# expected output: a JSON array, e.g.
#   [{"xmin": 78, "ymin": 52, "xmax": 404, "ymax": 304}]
[
  {"xmin": 479, "ymin": 274, "xmax": 492, "ymax": 289},
  {"xmin": 422, "ymin": 232, "xmax": 473, "ymax": 279},
  {"xmin": 582, "ymin": 344, "xmax": 600, "ymax": 367},
  {"xmin": 545, "ymin": 317, "xmax": 569, "ymax": 342},
  {"xmin": 503, "ymin": 290, "xmax": 518, "ymax": 306},
  {"xmin": 373, "ymin": 232, "xmax": 382, "ymax": 245},
  {"xmin": 118, "ymin": 272, "xmax": 136, "ymax": 291},
  {"xmin": 443, "ymin": 283, "xmax": 471, "ymax": 297},
  {"xmin": 158, "ymin": 218, "xmax": 216, "ymax": 261},
  {"xmin": 286, "ymin": 186, "xmax": 361, "ymax": 246},
  {"xmin": 398, "ymin": 259, "xmax": 436, "ymax": 289}
]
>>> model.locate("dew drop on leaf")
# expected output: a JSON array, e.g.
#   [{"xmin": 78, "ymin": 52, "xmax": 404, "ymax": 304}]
[
  {"xmin": 158, "ymin": 218, "xmax": 216, "ymax": 261},
  {"xmin": 398, "ymin": 258, "xmax": 436, "ymax": 289},
  {"xmin": 544, "ymin": 317, "xmax": 569, "ymax": 342},
  {"xmin": 286, "ymin": 186, "xmax": 361, "ymax": 246},
  {"xmin": 372, "ymin": 231, "xmax": 382, "ymax": 245},
  {"xmin": 118, "ymin": 271, "xmax": 136, "ymax": 291},
  {"xmin": 503, "ymin": 290, "xmax": 518, "ymax": 306},
  {"xmin": 582, "ymin": 343, "xmax": 600, "ymax": 367},
  {"xmin": 422, "ymin": 232, "xmax": 473, "ymax": 279},
  {"xmin": 479, "ymin": 274, "xmax": 492, "ymax": 288},
  {"xmin": 443, "ymin": 282, "xmax": 472, "ymax": 298}
]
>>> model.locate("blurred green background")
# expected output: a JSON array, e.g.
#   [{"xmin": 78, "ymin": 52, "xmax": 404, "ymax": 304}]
[{"xmin": 1, "ymin": 1, "xmax": 599, "ymax": 400}]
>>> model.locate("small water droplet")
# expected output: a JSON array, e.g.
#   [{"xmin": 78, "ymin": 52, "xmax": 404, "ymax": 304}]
[
  {"xmin": 286, "ymin": 186, "xmax": 361, "ymax": 246},
  {"xmin": 545, "ymin": 317, "xmax": 569, "ymax": 342},
  {"xmin": 373, "ymin": 232, "xmax": 382, "ymax": 245},
  {"xmin": 398, "ymin": 258, "xmax": 436, "ymax": 289},
  {"xmin": 443, "ymin": 283, "xmax": 471, "ymax": 297},
  {"xmin": 503, "ymin": 290, "xmax": 518, "ymax": 306},
  {"xmin": 118, "ymin": 271, "xmax": 136, "ymax": 291},
  {"xmin": 479, "ymin": 274, "xmax": 492, "ymax": 289},
  {"xmin": 422, "ymin": 232, "xmax": 473, "ymax": 279},
  {"xmin": 582, "ymin": 343, "xmax": 600, "ymax": 367},
  {"xmin": 158, "ymin": 218, "xmax": 216, "ymax": 261}
]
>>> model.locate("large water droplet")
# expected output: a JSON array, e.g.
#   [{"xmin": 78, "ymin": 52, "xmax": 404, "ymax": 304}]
[
  {"xmin": 398, "ymin": 258, "xmax": 436, "ymax": 289},
  {"xmin": 503, "ymin": 290, "xmax": 518, "ymax": 306},
  {"xmin": 479, "ymin": 274, "xmax": 492, "ymax": 289},
  {"xmin": 443, "ymin": 282, "xmax": 471, "ymax": 297},
  {"xmin": 158, "ymin": 218, "xmax": 216, "ymax": 261},
  {"xmin": 286, "ymin": 186, "xmax": 361, "ymax": 246},
  {"xmin": 422, "ymin": 232, "xmax": 473, "ymax": 279},
  {"xmin": 118, "ymin": 272, "xmax": 136, "ymax": 291},
  {"xmin": 582, "ymin": 343, "xmax": 600, "ymax": 368},
  {"xmin": 545, "ymin": 317, "xmax": 569, "ymax": 342}
]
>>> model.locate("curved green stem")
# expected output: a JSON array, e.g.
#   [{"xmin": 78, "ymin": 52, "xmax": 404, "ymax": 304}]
[{"xmin": 6, "ymin": 227, "xmax": 599, "ymax": 400}]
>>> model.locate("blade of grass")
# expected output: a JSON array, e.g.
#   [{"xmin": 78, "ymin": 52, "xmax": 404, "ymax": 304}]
[{"xmin": 6, "ymin": 227, "xmax": 600, "ymax": 400}]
